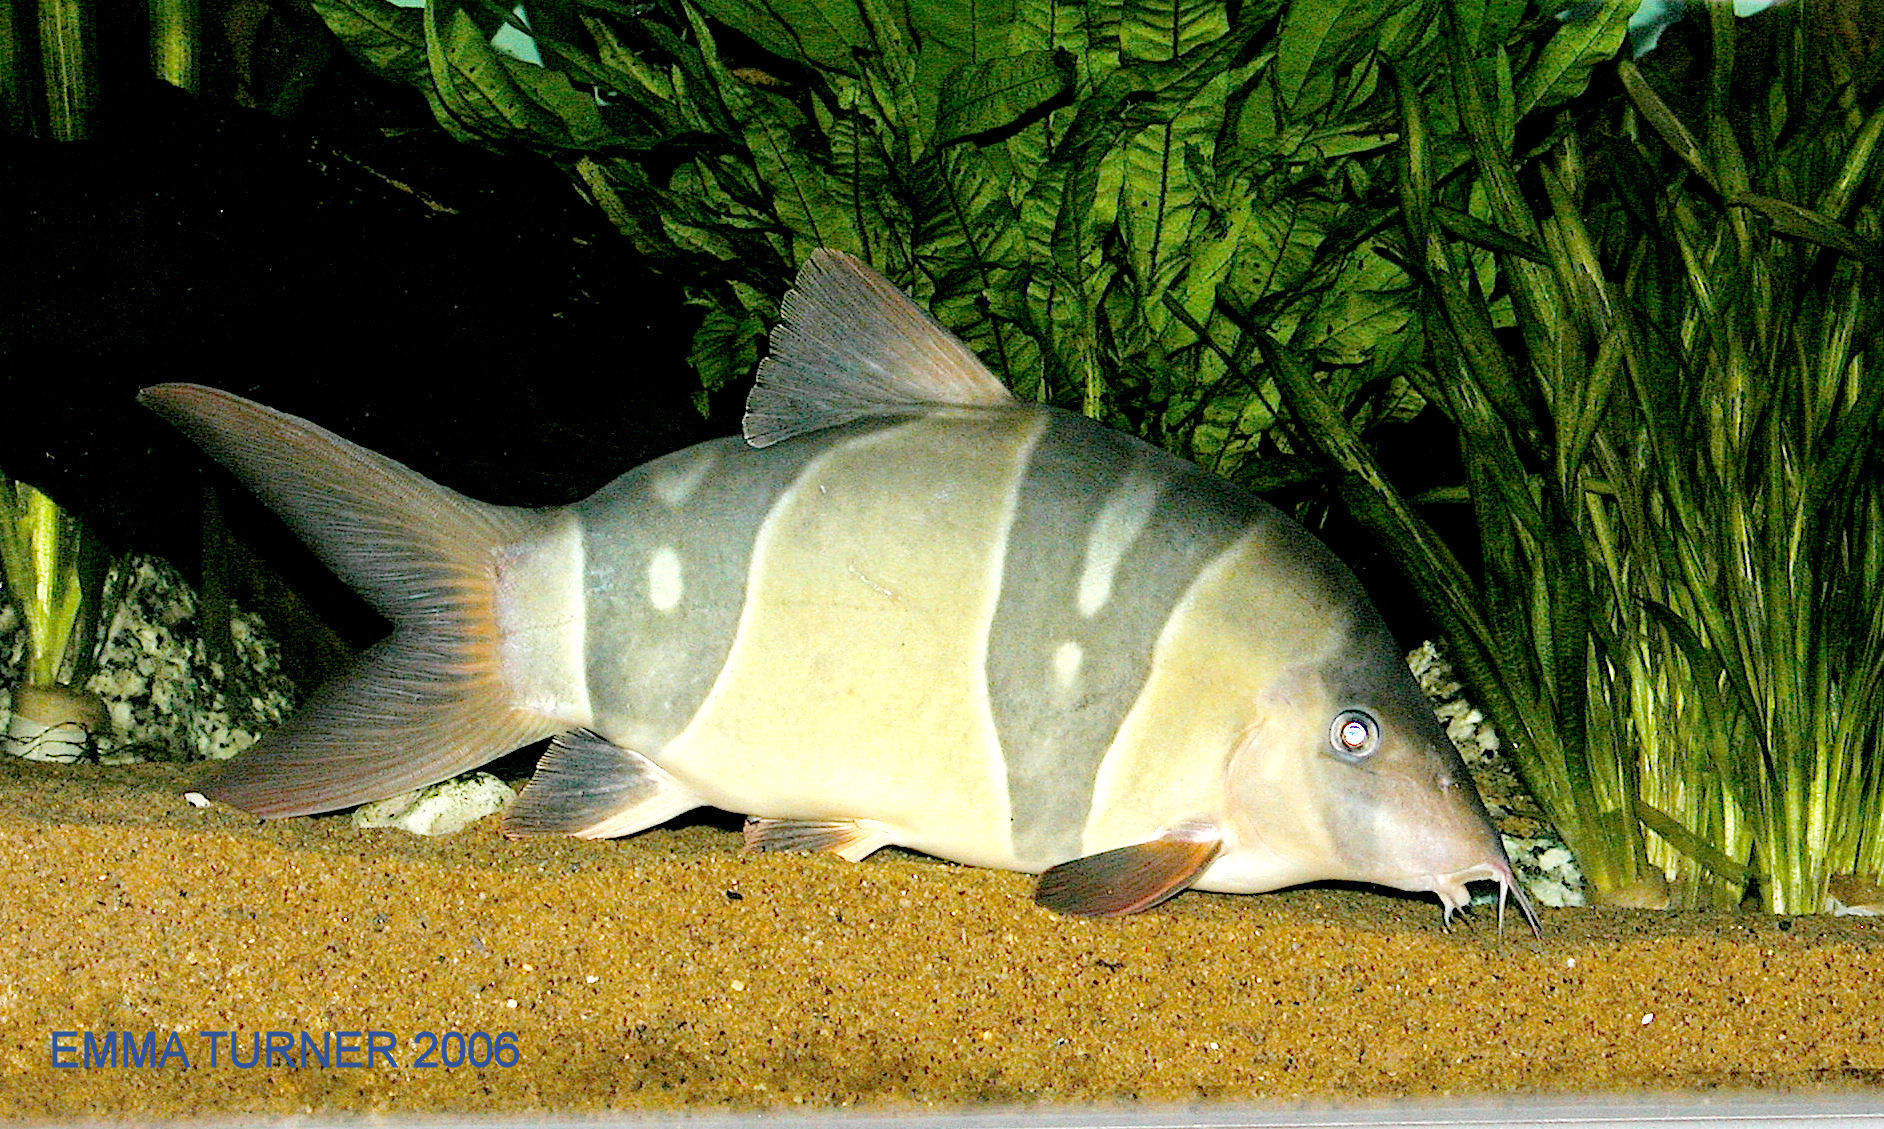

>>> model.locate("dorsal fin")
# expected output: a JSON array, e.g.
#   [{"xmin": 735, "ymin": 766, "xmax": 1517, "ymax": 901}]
[{"xmin": 742, "ymin": 249, "xmax": 1015, "ymax": 448}]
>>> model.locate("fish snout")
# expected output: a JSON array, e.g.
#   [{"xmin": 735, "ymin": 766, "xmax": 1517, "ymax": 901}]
[{"xmin": 1388, "ymin": 772, "xmax": 1540, "ymax": 935}]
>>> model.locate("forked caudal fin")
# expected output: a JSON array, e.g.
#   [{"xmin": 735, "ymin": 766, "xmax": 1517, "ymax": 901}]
[{"xmin": 140, "ymin": 384, "xmax": 579, "ymax": 817}]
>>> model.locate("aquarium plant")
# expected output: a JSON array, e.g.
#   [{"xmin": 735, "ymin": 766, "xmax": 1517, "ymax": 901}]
[
  {"xmin": 1265, "ymin": 1, "xmax": 1884, "ymax": 912},
  {"xmin": 0, "ymin": 474, "xmax": 116, "ymax": 761},
  {"xmin": 301, "ymin": 0, "xmax": 1628, "ymax": 491},
  {"xmin": 3, "ymin": 0, "xmax": 329, "ymax": 135},
  {"xmin": 1607, "ymin": 9, "xmax": 1884, "ymax": 912},
  {"xmin": 0, "ymin": 0, "xmax": 98, "ymax": 139}
]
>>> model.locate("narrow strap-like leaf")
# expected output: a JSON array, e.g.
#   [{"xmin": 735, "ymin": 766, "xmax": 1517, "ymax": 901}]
[
  {"xmin": 1618, "ymin": 61, "xmax": 1720, "ymax": 197},
  {"xmin": 1637, "ymin": 801, "xmax": 1755, "ymax": 884},
  {"xmin": 1730, "ymin": 194, "xmax": 1884, "ymax": 271},
  {"xmin": 1432, "ymin": 206, "xmax": 1549, "ymax": 265}
]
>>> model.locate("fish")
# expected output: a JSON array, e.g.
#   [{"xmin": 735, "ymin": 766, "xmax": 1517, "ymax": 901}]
[{"xmin": 141, "ymin": 248, "xmax": 1538, "ymax": 931}]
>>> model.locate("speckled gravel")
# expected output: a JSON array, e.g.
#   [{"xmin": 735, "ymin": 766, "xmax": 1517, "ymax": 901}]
[{"xmin": 4, "ymin": 757, "xmax": 1878, "ymax": 1119}]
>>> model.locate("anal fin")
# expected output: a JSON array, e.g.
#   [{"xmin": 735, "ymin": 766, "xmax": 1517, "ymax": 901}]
[
  {"xmin": 1033, "ymin": 822, "xmax": 1223, "ymax": 917},
  {"xmin": 742, "ymin": 817, "xmax": 894, "ymax": 862},
  {"xmin": 505, "ymin": 730, "xmax": 701, "ymax": 840}
]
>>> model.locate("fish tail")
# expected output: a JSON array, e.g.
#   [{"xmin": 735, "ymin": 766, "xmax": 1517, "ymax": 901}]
[{"xmin": 141, "ymin": 384, "xmax": 576, "ymax": 817}]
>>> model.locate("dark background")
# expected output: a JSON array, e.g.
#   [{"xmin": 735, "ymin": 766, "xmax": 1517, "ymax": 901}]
[{"xmin": 1, "ymin": 16, "xmax": 717, "ymax": 684}]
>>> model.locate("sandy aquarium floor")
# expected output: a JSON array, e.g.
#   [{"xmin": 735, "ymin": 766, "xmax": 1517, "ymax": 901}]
[{"xmin": 1, "ymin": 757, "xmax": 1881, "ymax": 1123}]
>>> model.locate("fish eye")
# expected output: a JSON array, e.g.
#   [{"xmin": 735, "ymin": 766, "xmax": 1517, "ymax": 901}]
[{"xmin": 1329, "ymin": 709, "xmax": 1379, "ymax": 758}]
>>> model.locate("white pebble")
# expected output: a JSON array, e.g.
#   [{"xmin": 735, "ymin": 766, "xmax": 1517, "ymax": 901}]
[{"xmin": 353, "ymin": 773, "xmax": 516, "ymax": 836}]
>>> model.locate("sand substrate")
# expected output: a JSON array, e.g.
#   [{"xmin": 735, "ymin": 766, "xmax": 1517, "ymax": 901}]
[{"xmin": 1, "ymin": 758, "xmax": 1881, "ymax": 1122}]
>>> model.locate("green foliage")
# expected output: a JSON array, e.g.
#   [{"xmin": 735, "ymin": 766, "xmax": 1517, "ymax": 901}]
[
  {"xmin": 0, "ymin": 0, "xmax": 98, "ymax": 139},
  {"xmin": 1275, "ymin": 2, "xmax": 1884, "ymax": 912},
  {"xmin": 1601, "ymin": 13, "xmax": 1884, "ymax": 912},
  {"xmin": 0, "ymin": 475, "xmax": 112, "ymax": 689},
  {"xmin": 305, "ymin": 0, "xmax": 1553, "ymax": 482},
  {"xmin": 148, "ymin": 0, "xmax": 203, "ymax": 95}
]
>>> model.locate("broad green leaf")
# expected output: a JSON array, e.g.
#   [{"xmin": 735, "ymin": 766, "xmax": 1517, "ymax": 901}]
[
  {"xmin": 1170, "ymin": 179, "xmax": 1254, "ymax": 347},
  {"xmin": 1513, "ymin": 2, "xmax": 1630, "ymax": 122},
  {"xmin": 687, "ymin": 0, "xmax": 872, "ymax": 74},
  {"xmin": 909, "ymin": 0, "xmax": 1020, "ymax": 97},
  {"xmin": 1038, "ymin": 9, "xmax": 1259, "ymax": 285},
  {"xmin": 1121, "ymin": 0, "xmax": 1231, "ymax": 64},
  {"xmin": 852, "ymin": 0, "xmax": 926, "ymax": 151},
  {"xmin": 424, "ymin": 1, "xmax": 610, "ymax": 147},
  {"xmin": 1225, "ymin": 197, "xmax": 1329, "ymax": 311},
  {"xmin": 500, "ymin": 54, "xmax": 614, "ymax": 147},
  {"xmin": 684, "ymin": 313, "xmax": 740, "ymax": 414},
  {"xmin": 575, "ymin": 17, "xmax": 682, "ymax": 128},
  {"xmin": 821, "ymin": 87, "xmax": 903, "ymax": 263},
  {"xmin": 1022, "ymin": 253, "xmax": 1116, "ymax": 409},
  {"xmin": 911, "ymin": 144, "xmax": 1029, "ymax": 383},
  {"xmin": 1119, "ymin": 71, "xmax": 1225, "ymax": 322},
  {"xmin": 935, "ymin": 49, "xmax": 1072, "ymax": 145},
  {"xmin": 1299, "ymin": 248, "xmax": 1413, "ymax": 365},
  {"xmin": 1273, "ymin": 0, "xmax": 1376, "ymax": 113},
  {"xmin": 687, "ymin": 292, "xmax": 765, "ymax": 409},
  {"xmin": 660, "ymin": 157, "xmax": 778, "ymax": 262},
  {"xmin": 673, "ymin": 10, "xmax": 753, "ymax": 134},
  {"xmin": 1449, "ymin": 0, "xmax": 1526, "ymax": 50},
  {"xmin": 310, "ymin": 0, "xmax": 429, "ymax": 85},
  {"xmin": 1007, "ymin": 0, "xmax": 1122, "ymax": 89},
  {"xmin": 1187, "ymin": 389, "xmax": 1278, "ymax": 477},
  {"xmin": 731, "ymin": 83, "xmax": 859, "ymax": 258}
]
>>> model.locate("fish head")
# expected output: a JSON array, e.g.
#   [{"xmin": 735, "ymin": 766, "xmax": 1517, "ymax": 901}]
[{"xmin": 1224, "ymin": 617, "xmax": 1538, "ymax": 933}]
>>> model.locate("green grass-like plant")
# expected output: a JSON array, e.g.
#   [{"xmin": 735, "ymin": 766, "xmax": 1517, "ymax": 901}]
[
  {"xmin": 1605, "ymin": 11, "xmax": 1884, "ymax": 911},
  {"xmin": 0, "ymin": 0, "xmax": 99, "ymax": 140},
  {"xmin": 1266, "ymin": 3, "xmax": 1884, "ymax": 911},
  {"xmin": 0, "ymin": 474, "xmax": 112, "ymax": 691}
]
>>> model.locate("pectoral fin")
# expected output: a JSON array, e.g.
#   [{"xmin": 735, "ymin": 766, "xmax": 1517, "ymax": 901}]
[
  {"xmin": 743, "ymin": 817, "xmax": 894, "ymax": 862},
  {"xmin": 504, "ymin": 730, "xmax": 701, "ymax": 839},
  {"xmin": 1033, "ymin": 823, "xmax": 1223, "ymax": 917}
]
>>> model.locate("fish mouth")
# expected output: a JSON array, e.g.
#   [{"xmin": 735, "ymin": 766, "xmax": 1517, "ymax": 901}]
[{"xmin": 1430, "ymin": 859, "xmax": 1541, "ymax": 937}]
